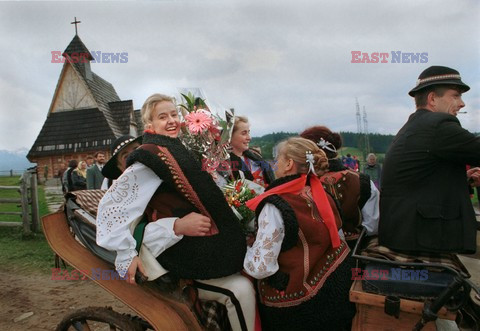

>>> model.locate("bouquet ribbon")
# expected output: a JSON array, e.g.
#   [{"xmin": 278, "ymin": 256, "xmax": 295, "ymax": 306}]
[{"xmin": 246, "ymin": 174, "xmax": 340, "ymax": 248}]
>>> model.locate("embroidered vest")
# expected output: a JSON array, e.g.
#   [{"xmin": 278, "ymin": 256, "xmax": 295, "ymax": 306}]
[
  {"xmin": 320, "ymin": 170, "xmax": 361, "ymax": 239},
  {"xmin": 256, "ymin": 189, "xmax": 349, "ymax": 307},
  {"xmin": 127, "ymin": 133, "xmax": 246, "ymax": 280}
]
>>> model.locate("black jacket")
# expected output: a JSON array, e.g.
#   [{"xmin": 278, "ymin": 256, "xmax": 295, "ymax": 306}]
[{"xmin": 379, "ymin": 109, "xmax": 480, "ymax": 253}]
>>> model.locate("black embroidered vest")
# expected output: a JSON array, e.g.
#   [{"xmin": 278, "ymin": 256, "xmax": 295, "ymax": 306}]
[{"xmin": 127, "ymin": 133, "xmax": 246, "ymax": 279}]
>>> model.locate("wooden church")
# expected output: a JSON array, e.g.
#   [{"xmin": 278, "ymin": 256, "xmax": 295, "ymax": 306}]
[{"xmin": 27, "ymin": 26, "xmax": 142, "ymax": 181}]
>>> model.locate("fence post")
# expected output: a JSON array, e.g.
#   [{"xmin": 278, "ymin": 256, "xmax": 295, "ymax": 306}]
[
  {"xmin": 20, "ymin": 172, "xmax": 31, "ymax": 235},
  {"xmin": 10, "ymin": 169, "xmax": 13, "ymax": 177},
  {"xmin": 30, "ymin": 169, "xmax": 40, "ymax": 232}
]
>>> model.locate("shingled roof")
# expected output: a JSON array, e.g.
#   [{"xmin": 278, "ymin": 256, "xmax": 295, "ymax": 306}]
[
  {"xmin": 108, "ymin": 100, "xmax": 135, "ymax": 133},
  {"xmin": 27, "ymin": 108, "xmax": 115, "ymax": 158},
  {"xmin": 69, "ymin": 61, "xmax": 125, "ymax": 136},
  {"xmin": 133, "ymin": 109, "xmax": 144, "ymax": 132},
  {"xmin": 63, "ymin": 34, "xmax": 93, "ymax": 60}
]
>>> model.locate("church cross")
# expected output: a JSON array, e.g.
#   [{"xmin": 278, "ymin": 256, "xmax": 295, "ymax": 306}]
[{"xmin": 71, "ymin": 17, "xmax": 81, "ymax": 35}]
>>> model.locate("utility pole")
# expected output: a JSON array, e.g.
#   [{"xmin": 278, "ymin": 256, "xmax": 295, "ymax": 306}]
[
  {"xmin": 356, "ymin": 98, "xmax": 362, "ymax": 134},
  {"xmin": 363, "ymin": 106, "xmax": 370, "ymax": 156}
]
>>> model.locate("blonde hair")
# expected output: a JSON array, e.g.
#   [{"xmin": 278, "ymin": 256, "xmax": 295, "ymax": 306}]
[
  {"xmin": 141, "ymin": 93, "xmax": 175, "ymax": 126},
  {"xmin": 76, "ymin": 161, "xmax": 87, "ymax": 178},
  {"xmin": 233, "ymin": 116, "xmax": 249, "ymax": 134},
  {"xmin": 277, "ymin": 137, "xmax": 329, "ymax": 176}
]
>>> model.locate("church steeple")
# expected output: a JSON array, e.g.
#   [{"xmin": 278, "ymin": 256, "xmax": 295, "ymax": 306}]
[
  {"xmin": 63, "ymin": 35, "xmax": 94, "ymax": 61},
  {"xmin": 63, "ymin": 22, "xmax": 93, "ymax": 80}
]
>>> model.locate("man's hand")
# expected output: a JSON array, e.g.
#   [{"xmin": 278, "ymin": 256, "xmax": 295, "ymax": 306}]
[
  {"xmin": 126, "ymin": 256, "xmax": 145, "ymax": 285},
  {"xmin": 174, "ymin": 212, "xmax": 212, "ymax": 236},
  {"xmin": 467, "ymin": 167, "xmax": 480, "ymax": 187}
]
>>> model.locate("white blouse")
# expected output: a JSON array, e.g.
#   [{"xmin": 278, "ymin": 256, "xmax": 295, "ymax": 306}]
[
  {"xmin": 96, "ymin": 162, "xmax": 183, "ymax": 278},
  {"xmin": 243, "ymin": 203, "xmax": 285, "ymax": 279}
]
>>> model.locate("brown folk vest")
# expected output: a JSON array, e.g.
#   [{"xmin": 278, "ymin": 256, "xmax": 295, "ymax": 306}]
[
  {"xmin": 257, "ymin": 188, "xmax": 349, "ymax": 308},
  {"xmin": 320, "ymin": 170, "xmax": 361, "ymax": 239}
]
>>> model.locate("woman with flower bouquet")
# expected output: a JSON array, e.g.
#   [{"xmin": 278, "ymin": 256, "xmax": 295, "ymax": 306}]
[
  {"xmin": 96, "ymin": 93, "xmax": 256, "ymax": 331},
  {"xmin": 243, "ymin": 137, "xmax": 355, "ymax": 331}
]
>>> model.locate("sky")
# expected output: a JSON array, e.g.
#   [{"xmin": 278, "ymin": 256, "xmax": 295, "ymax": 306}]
[{"xmin": 0, "ymin": 0, "xmax": 479, "ymax": 151}]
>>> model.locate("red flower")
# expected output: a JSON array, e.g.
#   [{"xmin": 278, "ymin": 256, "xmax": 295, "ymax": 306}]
[
  {"xmin": 233, "ymin": 200, "xmax": 241, "ymax": 207},
  {"xmin": 235, "ymin": 181, "xmax": 243, "ymax": 192}
]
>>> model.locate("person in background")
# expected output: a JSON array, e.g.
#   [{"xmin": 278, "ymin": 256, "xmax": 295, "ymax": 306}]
[
  {"xmin": 62, "ymin": 159, "xmax": 78, "ymax": 193},
  {"xmin": 228, "ymin": 116, "xmax": 275, "ymax": 188},
  {"xmin": 343, "ymin": 153, "xmax": 355, "ymax": 170},
  {"xmin": 96, "ymin": 93, "xmax": 256, "ymax": 330},
  {"xmin": 86, "ymin": 151, "xmax": 106, "ymax": 189},
  {"xmin": 71, "ymin": 161, "xmax": 87, "ymax": 191},
  {"xmin": 244, "ymin": 137, "xmax": 355, "ymax": 330},
  {"xmin": 362, "ymin": 153, "xmax": 382, "ymax": 189},
  {"xmin": 101, "ymin": 135, "xmax": 142, "ymax": 189},
  {"xmin": 85, "ymin": 155, "xmax": 94, "ymax": 168},
  {"xmin": 352, "ymin": 155, "xmax": 360, "ymax": 172},
  {"xmin": 300, "ymin": 126, "xmax": 380, "ymax": 245},
  {"xmin": 380, "ymin": 66, "xmax": 480, "ymax": 253},
  {"xmin": 56, "ymin": 162, "xmax": 67, "ymax": 186},
  {"xmin": 43, "ymin": 164, "xmax": 49, "ymax": 181}
]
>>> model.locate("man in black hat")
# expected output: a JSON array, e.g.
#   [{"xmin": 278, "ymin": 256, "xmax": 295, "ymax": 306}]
[
  {"xmin": 379, "ymin": 66, "xmax": 480, "ymax": 254},
  {"xmin": 101, "ymin": 135, "xmax": 142, "ymax": 189}
]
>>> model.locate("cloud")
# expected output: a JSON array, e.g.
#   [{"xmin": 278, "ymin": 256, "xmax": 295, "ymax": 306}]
[{"xmin": 0, "ymin": 0, "xmax": 478, "ymax": 151}]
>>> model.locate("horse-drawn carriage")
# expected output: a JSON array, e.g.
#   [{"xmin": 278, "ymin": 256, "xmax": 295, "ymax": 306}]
[{"xmin": 43, "ymin": 189, "xmax": 479, "ymax": 330}]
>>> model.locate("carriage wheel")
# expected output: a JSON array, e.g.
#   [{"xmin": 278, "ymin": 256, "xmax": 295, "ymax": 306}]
[{"xmin": 55, "ymin": 306, "xmax": 149, "ymax": 331}]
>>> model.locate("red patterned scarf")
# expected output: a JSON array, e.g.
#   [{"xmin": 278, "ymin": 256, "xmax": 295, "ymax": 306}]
[{"xmin": 246, "ymin": 173, "xmax": 341, "ymax": 248}]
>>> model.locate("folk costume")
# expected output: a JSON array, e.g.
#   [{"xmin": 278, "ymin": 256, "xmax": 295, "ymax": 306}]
[
  {"xmin": 97, "ymin": 132, "xmax": 255, "ymax": 331},
  {"xmin": 321, "ymin": 158, "xmax": 379, "ymax": 244},
  {"xmin": 229, "ymin": 149, "xmax": 275, "ymax": 187},
  {"xmin": 380, "ymin": 66, "xmax": 480, "ymax": 254},
  {"xmin": 244, "ymin": 174, "xmax": 355, "ymax": 331}
]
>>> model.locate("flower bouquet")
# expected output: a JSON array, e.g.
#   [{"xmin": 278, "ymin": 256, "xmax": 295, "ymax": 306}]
[
  {"xmin": 222, "ymin": 179, "xmax": 259, "ymax": 235},
  {"xmin": 177, "ymin": 92, "xmax": 234, "ymax": 173}
]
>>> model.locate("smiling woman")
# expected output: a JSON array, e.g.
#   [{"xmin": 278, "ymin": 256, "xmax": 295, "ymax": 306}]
[
  {"xmin": 142, "ymin": 94, "xmax": 181, "ymax": 138},
  {"xmin": 228, "ymin": 116, "xmax": 275, "ymax": 188}
]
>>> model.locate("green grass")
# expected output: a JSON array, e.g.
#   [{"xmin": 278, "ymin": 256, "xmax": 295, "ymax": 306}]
[
  {"xmin": 0, "ymin": 175, "xmax": 57, "ymax": 273},
  {"xmin": 0, "ymin": 227, "xmax": 56, "ymax": 273}
]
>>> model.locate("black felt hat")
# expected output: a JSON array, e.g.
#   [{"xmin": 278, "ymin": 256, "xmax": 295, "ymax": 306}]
[
  {"xmin": 408, "ymin": 66, "xmax": 470, "ymax": 97},
  {"xmin": 102, "ymin": 135, "xmax": 142, "ymax": 180}
]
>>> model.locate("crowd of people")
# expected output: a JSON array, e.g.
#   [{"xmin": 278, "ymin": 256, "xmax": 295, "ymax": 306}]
[{"xmin": 54, "ymin": 65, "xmax": 479, "ymax": 330}]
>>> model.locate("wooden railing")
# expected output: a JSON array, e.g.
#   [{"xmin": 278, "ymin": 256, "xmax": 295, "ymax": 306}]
[{"xmin": 0, "ymin": 169, "xmax": 40, "ymax": 234}]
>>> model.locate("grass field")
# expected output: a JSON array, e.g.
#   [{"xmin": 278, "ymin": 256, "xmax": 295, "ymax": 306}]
[{"xmin": 0, "ymin": 176, "xmax": 56, "ymax": 273}]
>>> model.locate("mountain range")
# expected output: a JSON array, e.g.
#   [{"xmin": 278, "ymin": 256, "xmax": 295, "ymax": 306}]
[{"xmin": 0, "ymin": 149, "xmax": 36, "ymax": 175}]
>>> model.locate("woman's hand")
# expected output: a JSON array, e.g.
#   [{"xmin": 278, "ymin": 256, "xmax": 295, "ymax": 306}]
[
  {"xmin": 246, "ymin": 233, "xmax": 256, "ymax": 247},
  {"xmin": 467, "ymin": 167, "xmax": 480, "ymax": 187},
  {"xmin": 126, "ymin": 256, "xmax": 145, "ymax": 285},
  {"xmin": 174, "ymin": 212, "xmax": 211, "ymax": 236}
]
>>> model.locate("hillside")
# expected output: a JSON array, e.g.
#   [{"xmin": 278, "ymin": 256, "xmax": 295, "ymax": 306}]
[{"xmin": 251, "ymin": 131, "xmax": 395, "ymax": 160}]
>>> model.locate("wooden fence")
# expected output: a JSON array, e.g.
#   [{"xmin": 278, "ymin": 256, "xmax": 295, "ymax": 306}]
[{"xmin": 0, "ymin": 169, "xmax": 40, "ymax": 234}]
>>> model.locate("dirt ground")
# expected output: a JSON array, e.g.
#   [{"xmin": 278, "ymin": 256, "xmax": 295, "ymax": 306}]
[{"xmin": 0, "ymin": 268, "xmax": 136, "ymax": 330}]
